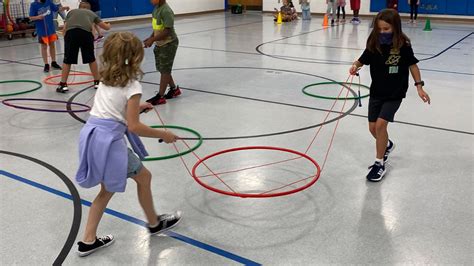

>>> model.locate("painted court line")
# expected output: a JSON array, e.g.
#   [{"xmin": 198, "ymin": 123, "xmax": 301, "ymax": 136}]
[{"xmin": 0, "ymin": 170, "xmax": 261, "ymax": 266}]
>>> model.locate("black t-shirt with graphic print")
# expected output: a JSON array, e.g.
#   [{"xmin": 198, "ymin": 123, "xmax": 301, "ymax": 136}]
[{"xmin": 359, "ymin": 43, "xmax": 419, "ymax": 100}]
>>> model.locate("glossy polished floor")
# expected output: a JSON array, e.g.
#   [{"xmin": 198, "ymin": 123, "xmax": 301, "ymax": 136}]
[{"xmin": 0, "ymin": 11, "xmax": 473, "ymax": 265}]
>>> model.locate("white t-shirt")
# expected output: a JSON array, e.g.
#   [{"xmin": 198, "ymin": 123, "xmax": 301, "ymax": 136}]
[{"xmin": 90, "ymin": 80, "xmax": 142, "ymax": 123}]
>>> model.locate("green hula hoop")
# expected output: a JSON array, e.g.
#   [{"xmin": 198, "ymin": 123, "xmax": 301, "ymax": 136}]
[
  {"xmin": 0, "ymin": 80, "xmax": 42, "ymax": 97},
  {"xmin": 302, "ymin": 81, "xmax": 370, "ymax": 100},
  {"xmin": 142, "ymin": 125, "xmax": 203, "ymax": 161}
]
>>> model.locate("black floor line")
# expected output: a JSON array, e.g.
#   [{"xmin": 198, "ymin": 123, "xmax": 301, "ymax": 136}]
[
  {"xmin": 0, "ymin": 151, "xmax": 81, "ymax": 266},
  {"xmin": 141, "ymin": 67, "xmax": 473, "ymax": 136},
  {"xmin": 419, "ymin": 32, "xmax": 474, "ymax": 61}
]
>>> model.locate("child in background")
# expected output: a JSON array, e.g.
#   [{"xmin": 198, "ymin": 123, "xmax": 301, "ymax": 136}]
[
  {"xmin": 274, "ymin": 0, "xmax": 297, "ymax": 22},
  {"xmin": 29, "ymin": 0, "xmax": 69, "ymax": 72},
  {"xmin": 326, "ymin": 0, "xmax": 337, "ymax": 25},
  {"xmin": 288, "ymin": 0, "xmax": 298, "ymax": 20},
  {"xmin": 75, "ymin": 32, "xmax": 182, "ymax": 256},
  {"xmin": 82, "ymin": 0, "xmax": 104, "ymax": 41},
  {"xmin": 56, "ymin": 1, "xmax": 111, "ymax": 93},
  {"xmin": 387, "ymin": 0, "xmax": 399, "ymax": 10},
  {"xmin": 337, "ymin": 0, "xmax": 346, "ymax": 23},
  {"xmin": 299, "ymin": 0, "xmax": 311, "ymax": 20},
  {"xmin": 350, "ymin": 0, "xmax": 361, "ymax": 24},
  {"xmin": 52, "ymin": 0, "xmax": 66, "ymax": 30},
  {"xmin": 349, "ymin": 9, "xmax": 430, "ymax": 182},
  {"xmin": 409, "ymin": 0, "xmax": 420, "ymax": 23},
  {"xmin": 144, "ymin": 0, "xmax": 181, "ymax": 105}
]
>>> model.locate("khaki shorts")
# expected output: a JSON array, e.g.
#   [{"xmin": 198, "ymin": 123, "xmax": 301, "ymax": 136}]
[{"xmin": 154, "ymin": 39, "xmax": 179, "ymax": 74}]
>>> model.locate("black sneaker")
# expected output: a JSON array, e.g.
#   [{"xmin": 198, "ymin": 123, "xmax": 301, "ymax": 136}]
[
  {"xmin": 51, "ymin": 61, "xmax": 62, "ymax": 70},
  {"xmin": 366, "ymin": 161, "xmax": 386, "ymax": 182},
  {"xmin": 146, "ymin": 92, "xmax": 166, "ymax": 105},
  {"xmin": 94, "ymin": 80, "xmax": 100, "ymax": 89},
  {"xmin": 383, "ymin": 140, "xmax": 396, "ymax": 163},
  {"xmin": 164, "ymin": 86, "xmax": 182, "ymax": 99},
  {"xmin": 56, "ymin": 82, "xmax": 69, "ymax": 93},
  {"xmin": 44, "ymin": 64, "xmax": 50, "ymax": 73},
  {"xmin": 77, "ymin": 235, "xmax": 115, "ymax": 257},
  {"xmin": 148, "ymin": 211, "xmax": 182, "ymax": 235}
]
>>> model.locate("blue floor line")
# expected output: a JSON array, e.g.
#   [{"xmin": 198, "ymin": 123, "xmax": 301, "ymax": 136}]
[{"xmin": 0, "ymin": 170, "xmax": 261, "ymax": 266}]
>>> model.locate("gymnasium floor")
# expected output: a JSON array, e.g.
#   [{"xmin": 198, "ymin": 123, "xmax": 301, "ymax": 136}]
[{"xmin": 0, "ymin": 11, "xmax": 473, "ymax": 265}]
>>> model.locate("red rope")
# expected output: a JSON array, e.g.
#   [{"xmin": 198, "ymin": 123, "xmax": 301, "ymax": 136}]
[
  {"xmin": 319, "ymin": 75, "xmax": 354, "ymax": 171},
  {"xmin": 303, "ymin": 75, "xmax": 352, "ymax": 155},
  {"xmin": 153, "ymin": 108, "xmax": 237, "ymax": 193},
  {"xmin": 150, "ymin": 75, "xmax": 356, "ymax": 195}
]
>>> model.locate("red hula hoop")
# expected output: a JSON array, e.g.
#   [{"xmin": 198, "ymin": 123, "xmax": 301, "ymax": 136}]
[{"xmin": 191, "ymin": 146, "xmax": 321, "ymax": 198}]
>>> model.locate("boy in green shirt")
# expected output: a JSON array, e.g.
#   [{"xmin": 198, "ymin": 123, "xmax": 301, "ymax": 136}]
[{"xmin": 144, "ymin": 0, "xmax": 181, "ymax": 105}]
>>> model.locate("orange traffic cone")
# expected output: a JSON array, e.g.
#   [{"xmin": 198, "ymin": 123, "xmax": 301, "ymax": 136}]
[
  {"xmin": 277, "ymin": 12, "xmax": 282, "ymax": 24},
  {"xmin": 322, "ymin": 14, "xmax": 329, "ymax": 27}
]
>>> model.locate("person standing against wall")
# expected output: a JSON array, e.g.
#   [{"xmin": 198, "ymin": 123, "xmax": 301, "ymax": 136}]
[
  {"xmin": 350, "ymin": 0, "xmax": 360, "ymax": 24},
  {"xmin": 299, "ymin": 0, "xmax": 311, "ymax": 20},
  {"xmin": 409, "ymin": 0, "xmax": 420, "ymax": 23},
  {"xmin": 386, "ymin": 0, "xmax": 398, "ymax": 10},
  {"xmin": 336, "ymin": 0, "xmax": 346, "ymax": 23}
]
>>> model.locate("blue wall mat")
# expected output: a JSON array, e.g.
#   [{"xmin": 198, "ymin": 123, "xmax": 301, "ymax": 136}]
[
  {"xmin": 446, "ymin": 0, "xmax": 468, "ymax": 15},
  {"xmin": 469, "ymin": 0, "xmax": 474, "ymax": 15},
  {"xmin": 418, "ymin": 0, "xmax": 447, "ymax": 14},
  {"xmin": 370, "ymin": 0, "xmax": 473, "ymax": 15},
  {"xmin": 370, "ymin": 0, "xmax": 386, "ymax": 12},
  {"xmin": 100, "ymin": 0, "xmax": 117, "ymax": 18},
  {"xmin": 116, "ymin": 0, "xmax": 133, "ymax": 17},
  {"xmin": 132, "ymin": 0, "xmax": 155, "ymax": 16}
]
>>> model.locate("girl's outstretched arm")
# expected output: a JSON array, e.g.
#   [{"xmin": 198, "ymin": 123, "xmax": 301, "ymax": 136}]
[
  {"xmin": 126, "ymin": 95, "xmax": 178, "ymax": 143},
  {"xmin": 409, "ymin": 64, "xmax": 431, "ymax": 104}
]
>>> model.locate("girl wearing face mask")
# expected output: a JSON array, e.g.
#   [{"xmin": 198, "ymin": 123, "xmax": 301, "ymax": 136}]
[{"xmin": 349, "ymin": 9, "xmax": 430, "ymax": 182}]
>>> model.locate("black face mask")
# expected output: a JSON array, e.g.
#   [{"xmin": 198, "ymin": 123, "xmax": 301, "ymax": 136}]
[{"xmin": 40, "ymin": 0, "xmax": 46, "ymax": 3}]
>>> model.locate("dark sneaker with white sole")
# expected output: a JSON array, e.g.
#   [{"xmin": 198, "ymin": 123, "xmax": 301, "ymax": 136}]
[
  {"xmin": 148, "ymin": 211, "xmax": 182, "ymax": 235},
  {"xmin": 146, "ymin": 92, "xmax": 166, "ymax": 105},
  {"xmin": 77, "ymin": 235, "xmax": 115, "ymax": 257},
  {"xmin": 56, "ymin": 82, "xmax": 69, "ymax": 93},
  {"xmin": 366, "ymin": 161, "xmax": 386, "ymax": 182},
  {"xmin": 94, "ymin": 80, "xmax": 100, "ymax": 89},
  {"xmin": 384, "ymin": 140, "xmax": 395, "ymax": 163},
  {"xmin": 164, "ymin": 86, "xmax": 182, "ymax": 99}
]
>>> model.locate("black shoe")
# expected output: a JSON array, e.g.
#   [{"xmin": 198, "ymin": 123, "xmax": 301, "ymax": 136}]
[
  {"xmin": 77, "ymin": 235, "xmax": 114, "ymax": 257},
  {"xmin": 51, "ymin": 61, "xmax": 62, "ymax": 70},
  {"xmin": 56, "ymin": 82, "xmax": 69, "ymax": 93},
  {"xmin": 44, "ymin": 64, "xmax": 50, "ymax": 73},
  {"xmin": 164, "ymin": 86, "xmax": 182, "ymax": 99},
  {"xmin": 146, "ymin": 93, "xmax": 166, "ymax": 105},
  {"xmin": 94, "ymin": 80, "xmax": 100, "ymax": 89},
  {"xmin": 366, "ymin": 161, "xmax": 386, "ymax": 182},
  {"xmin": 148, "ymin": 211, "xmax": 182, "ymax": 235},
  {"xmin": 383, "ymin": 140, "xmax": 395, "ymax": 163}
]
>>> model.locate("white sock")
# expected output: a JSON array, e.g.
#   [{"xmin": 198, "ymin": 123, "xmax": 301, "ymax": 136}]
[
  {"xmin": 83, "ymin": 239, "xmax": 95, "ymax": 245},
  {"xmin": 375, "ymin": 158, "xmax": 384, "ymax": 165},
  {"xmin": 387, "ymin": 140, "xmax": 391, "ymax": 147},
  {"xmin": 149, "ymin": 222, "xmax": 159, "ymax": 228}
]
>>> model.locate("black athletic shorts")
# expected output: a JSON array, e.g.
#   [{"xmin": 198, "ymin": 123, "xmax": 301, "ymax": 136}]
[
  {"xmin": 368, "ymin": 97, "xmax": 402, "ymax": 122},
  {"xmin": 63, "ymin": 28, "xmax": 95, "ymax": 65}
]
